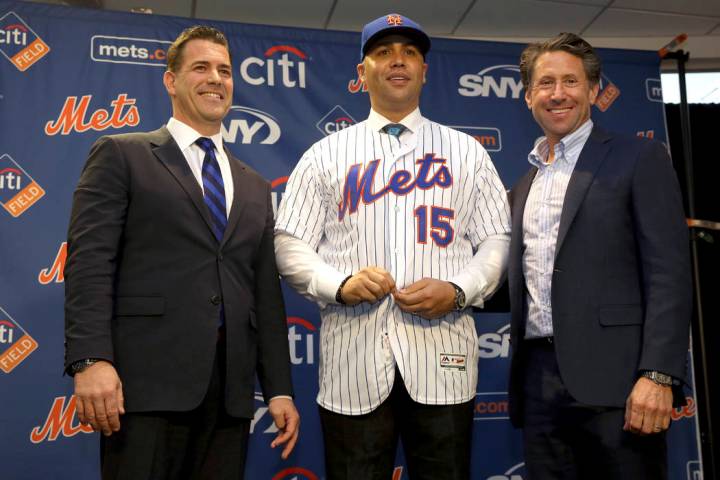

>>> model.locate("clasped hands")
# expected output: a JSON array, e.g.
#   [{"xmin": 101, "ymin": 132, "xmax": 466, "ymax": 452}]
[{"xmin": 338, "ymin": 266, "xmax": 456, "ymax": 319}]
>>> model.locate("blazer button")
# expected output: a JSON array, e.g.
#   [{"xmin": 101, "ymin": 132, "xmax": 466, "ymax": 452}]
[{"xmin": 210, "ymin": 294, "xmax": 222, "ymax": 305}]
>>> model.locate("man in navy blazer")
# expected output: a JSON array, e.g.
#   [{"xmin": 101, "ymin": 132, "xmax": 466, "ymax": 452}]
[
  {"xmin": 64, "ymin": 26, "xmax": 298, "ymax": 479},
  {"xmin": 508, "ymin": 33, "xmax": 691, "ymax": 478}
]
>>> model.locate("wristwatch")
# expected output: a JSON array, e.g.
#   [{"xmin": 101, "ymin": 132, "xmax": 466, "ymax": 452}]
[
  {"xmin": 69, "ymin": 358, "xmax": 99, "ymax": 376},
  {"xmin": 448, "ymin": 282, "xmax": 466, "ymax": 311},
  {"xmin": 641, "ymin": 370, "xmax": 673, "ymax": 386}
]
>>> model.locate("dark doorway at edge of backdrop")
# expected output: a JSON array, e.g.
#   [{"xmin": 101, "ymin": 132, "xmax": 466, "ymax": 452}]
[{"xmin": 665, "ymin": 102, "xmax": 720, "ymax": 478}]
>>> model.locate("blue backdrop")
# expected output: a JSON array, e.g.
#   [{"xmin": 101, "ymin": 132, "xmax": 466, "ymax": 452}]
[{"xmin": 0, "ymin": 1, "xmax": 701, "ymax": 478}]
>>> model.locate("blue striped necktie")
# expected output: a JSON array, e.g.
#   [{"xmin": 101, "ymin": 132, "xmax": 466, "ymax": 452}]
[
  {"xmin": 195, "ymin": 137, "xmax": 227, "ymax": 241},
  {"xmin": 382, "ymin": 123, "xmax": 406, "ymax": 138}
]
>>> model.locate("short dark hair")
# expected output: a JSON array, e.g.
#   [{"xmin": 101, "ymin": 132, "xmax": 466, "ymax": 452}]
[
  {"xmin": 166, "ymin": 25, "xmax": 230, "ymax": 72},
  {"xmin": 519, "ymin": 32, "xmax": 601, "ymax": 89}
]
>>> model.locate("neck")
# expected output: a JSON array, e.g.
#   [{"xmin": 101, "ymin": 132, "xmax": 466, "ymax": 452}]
[
  {"xmin": 372, "ymin": 103, "xmax": 417, "ymax": 123},
  {"xmin": 173, "ymin": 114, "xmax": 221, "ymax": 137}
]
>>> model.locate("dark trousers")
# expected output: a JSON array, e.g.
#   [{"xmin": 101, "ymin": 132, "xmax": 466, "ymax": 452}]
[
  {"xmin": 100, "ymin": 341, "xmax": 251, "ymax": 480},
  {"xmin": 522, "ymin": 338, "xmax": 667, "ymax": 480},
  {"xmin": 319, "ymin": 368, "xmax": 475, "ymax": 480}
]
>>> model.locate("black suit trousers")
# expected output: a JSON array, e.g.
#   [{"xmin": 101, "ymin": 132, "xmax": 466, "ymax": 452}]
[
  {"xmin": 521, "ymin": 339, "xmax": 667, "ymax": 480},
  {"xmin": 100, "ymin": 340, "xmax": 251, "ymax": 480},
  {"xmin": 319, "ymin": 368, "xmax": 475, "ymax": 480}
]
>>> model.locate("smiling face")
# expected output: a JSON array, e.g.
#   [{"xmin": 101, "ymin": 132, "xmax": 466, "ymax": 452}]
[
  {"xmin": 525, "ymin": 50, "xmax": 599, "ymax": 148},
  {"xmin": 163, "ymin": 39, "xmax": 233, "ymax": 136},
  {"xmin": 357, "ymin": 34, "xmax": 427, "ymax": 121}
]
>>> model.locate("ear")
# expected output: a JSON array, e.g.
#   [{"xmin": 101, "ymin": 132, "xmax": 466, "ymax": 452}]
[
  {"xmin": 524, "ymin": 88, "xmax": 533, "ymax": 110},
  {"xmin": 357, "ymin": 62, "xmax": 365, "ymax": 82},
  {"xmin": 422, "ymin": 62, "xmax": 428, "ymax": 84},
  {"xmin": 589, "ymin": 82, "xmax": 600, "ymax": 105},
  {"xmin": 163, "ymin": 70, "xmax": 176, "ymax": 97}
]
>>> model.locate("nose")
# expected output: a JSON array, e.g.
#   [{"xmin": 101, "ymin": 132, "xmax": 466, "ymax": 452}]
[
  {"xmin": 389, "ymin": 49, "xmax": 405, "ymax": 67},
  {"xmin": 550, "ymin": 82, "xmax": 567, "ymax": 100},
  {"xmin": 207, "ymin": 68, "xmax": 221, "ymax": 84}
]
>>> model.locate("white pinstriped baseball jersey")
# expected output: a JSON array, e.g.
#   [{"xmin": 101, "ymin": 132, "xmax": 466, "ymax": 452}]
[{"xmin": 275, "ymin": 108, "xmax": 510, "ymax": 415}]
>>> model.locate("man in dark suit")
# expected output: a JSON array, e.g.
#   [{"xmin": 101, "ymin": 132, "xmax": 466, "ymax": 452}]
[
  {"xmin": 64, "ymin": 26, "xmax": 299, "ymax": 479},
  {"xmin": 507, "ymin": 33, "xmax": 691, "ymax": 479}
]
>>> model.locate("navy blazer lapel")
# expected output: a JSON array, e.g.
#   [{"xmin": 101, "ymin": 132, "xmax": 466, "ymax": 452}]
[
  {"xmin": 151, "ymin": 127, "xmax": 215, "ymax": 236},
  {"xmin": 510, "ymin": 167, "xmax": 537, "ymax": 259},
  {"xmin": 555, "ymin": 126, "xmax": 612, "ymax": 258},
  {"xmin": 221, "ymin": 149, "xmax": 247, "ymax": 248}
]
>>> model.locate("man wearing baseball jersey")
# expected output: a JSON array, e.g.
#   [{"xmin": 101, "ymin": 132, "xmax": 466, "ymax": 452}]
[{"xmin": 275, "ymin": 13, "xmax": 510, "ymax": 480}]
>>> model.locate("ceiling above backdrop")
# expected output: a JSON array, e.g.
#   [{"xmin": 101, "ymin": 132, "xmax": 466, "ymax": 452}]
[{"xmin": 26, "ymin": 0, "xmax": 720, "ymax": 68}]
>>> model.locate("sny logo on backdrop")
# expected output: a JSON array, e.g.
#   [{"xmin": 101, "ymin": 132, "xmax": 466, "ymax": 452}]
[
  {"xmin": 0, "ymin": 306, "xmax": 39, "ymax": 373},
  {"xmin": 458, "ymin": 65, "xmax": 523, "ymax": 99},
  {"xmin": 30, "ymin": 395, "xmax": 92, "ymax": 443},
  {"xmin": 222, "ymin": 106, "xmax": 281, "ymax": 145},
  {"xmin": 450, "ymin": 126, "xmax": 502, "ymax": 152},
  {"xmin": 0, "ymin": 154, "xmax": 45, "ymax": 217},
  {"xmin": 0, "ymin": 12, "xmax": 50, "ymax": 71},
  {"xmin": 316, "ymin": 105, "xmax": 356, "ymax": 136},
  {"xmin": 44, "ymin": 93, "xmax": 140, "ymax": 135},
  {"xmin": 271, "ymin": 176, "xmax": 288, "ymax": 219},
  {"xmin": 239, "ymin": 45, "xmax": 308, "ymax": 89},
  {"xmin": 646, "ymin": 78, "xmax": 663, "ymax": 102},
  {"xmin": 38, "ymin": 242, "xmax": 67, "ymax": 284},
  {"xmin": 288, "ymin": 317, "xmax": 316, "ymax": 365},
  {"xmin": 90, "ymin": 35, "xmax": 170, "ymax": 67},
  {"xmin": 478, "ymin": 323, "xmax": 510, "ymax": 358},
  {"xmin": 487, "ymin": 462, "xmax": 526, "ymax": 480}
]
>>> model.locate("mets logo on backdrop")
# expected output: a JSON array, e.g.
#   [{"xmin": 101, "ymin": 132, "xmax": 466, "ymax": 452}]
[
  {"xmin": 0, "ymin": 12, "xmax": 50, "ymax": 71},
  {"xmin": 38, "ymin": 242, "xmax": 67, "ymax": 284},
  {"xmin": 0, "ymin": 305, "xmax": 39, "ymax": 373},
  {"xmin": 30, "ymin": 395, "xmax": 93, "ymax": 443},
  {"xmin": 0, "ymin": 153, "xmax": 45, "ymax": 217}
]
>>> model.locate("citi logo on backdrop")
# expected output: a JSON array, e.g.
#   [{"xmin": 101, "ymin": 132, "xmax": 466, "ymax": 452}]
[
  {"xmin": 0, "ymin": 306, "xmax": 38, "ymax": 374},
  {"xmin": 287, "ymin": 316, "xmax": 316, "ymax": 365},
  {"xmin": 487, "ymin": 461, "xmax": 526, "ymax": 480},
  {"xmin": 0, "ymin": 154, "xmax": 45, "ymax": 217},
  {"xmin": 316, "ymin": 105, "xmax": 356, "ymax": 136},
  {"xmin": 0, "ymin": 11, "xmax": 50, "ymax": 71},
  {"xmin": 270, "ymin": 176, "xmax": 288, "ymax": 219},
  {"xmin": 239, "ymin": 45, "xmax": 309, "ymax": 89}
]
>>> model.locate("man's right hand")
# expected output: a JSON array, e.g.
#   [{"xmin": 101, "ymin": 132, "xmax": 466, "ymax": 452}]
[
  {"xmin": 340, "ymin": 267, "xmax": 395, "ymax": 305},
  {"xmin": 74, "ymin": 360, "xmax": 124, "ymax": 436}
]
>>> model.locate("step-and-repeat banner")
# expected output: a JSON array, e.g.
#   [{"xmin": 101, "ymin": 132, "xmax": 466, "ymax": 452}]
[{"xmin": 0, "ymin": 1, "xmax": 701, "ymax": 478}]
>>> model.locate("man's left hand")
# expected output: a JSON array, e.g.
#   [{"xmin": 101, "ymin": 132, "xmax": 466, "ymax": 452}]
[
  {"xmin": 623, "ymin": 377, "xmax": 673, "ymax": 435},
  {"xmin": 393, "ymin": 278, "xmax": 455, "ymax": 319},
  {"xmin": 268, "ymin": 397, "xmax": 300, "ymax": 459}
]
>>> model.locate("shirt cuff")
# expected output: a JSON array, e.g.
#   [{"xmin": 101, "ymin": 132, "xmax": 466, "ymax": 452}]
[{"xmin": 309, "ymin": 263, "xmax": 350, "ymax": 308}]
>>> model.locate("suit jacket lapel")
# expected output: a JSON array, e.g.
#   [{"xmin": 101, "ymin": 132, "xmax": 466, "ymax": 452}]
[
  {"xmin": 221, "ymin": 149, "xmax": 246, "ymax": 248},
  {"xmin": 555, "ymin": 126, "xmax": 612, "ymax": 258},
  {"xmin": 151, "ymin": 127, "xmax": 215, "ymax": 236}
]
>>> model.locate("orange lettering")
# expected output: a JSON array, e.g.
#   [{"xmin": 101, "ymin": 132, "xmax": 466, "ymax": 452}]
[
  {"xmin": 38, "ymin": 242, "xmax": 67, "ymax": 284},
  {"xmin": 44, "ymin": 94, "xmax": 141, "ymax": 136},
  {"xmin": 30, "ymin": 396, "xmax": 93, "ymax": 443}
]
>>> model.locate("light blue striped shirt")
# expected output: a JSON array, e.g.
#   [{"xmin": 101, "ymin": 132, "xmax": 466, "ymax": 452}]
[{"xmin": 522, "ymin": 119, "xmax": 593, "ymax": 338}]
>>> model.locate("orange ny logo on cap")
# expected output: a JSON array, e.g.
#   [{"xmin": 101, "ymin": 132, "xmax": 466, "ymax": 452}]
[{"xmin": 386, "ymin": 14, "xmax": 403, "ymax": 26}]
